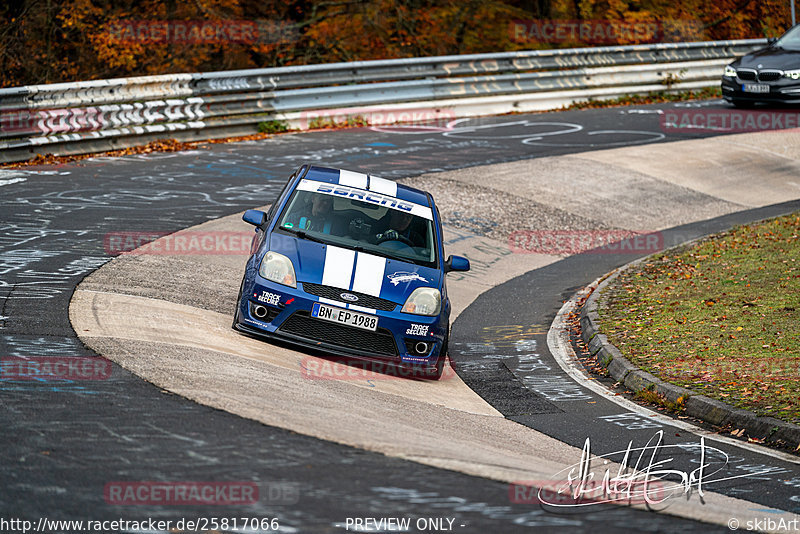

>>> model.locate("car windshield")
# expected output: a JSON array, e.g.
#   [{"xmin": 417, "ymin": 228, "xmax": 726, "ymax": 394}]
[
  {"xmin": 276, "ymin": 188, "xmax": 437, "ymax": 267},
  {"xmin": 775, "ymin": 25, "xmax": 800, "ymax": 50}
]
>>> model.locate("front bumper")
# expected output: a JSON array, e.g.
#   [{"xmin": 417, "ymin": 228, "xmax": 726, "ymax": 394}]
[
  {"xmin": 721, "ymin": 77, "xmax": 800, "ymax": 105},
  {"xmin": 234, "ymin": 277, "xmax": 447, "ymax": 372}
]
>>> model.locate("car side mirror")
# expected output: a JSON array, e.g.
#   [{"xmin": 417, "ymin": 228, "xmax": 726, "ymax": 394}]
[
  {"xmin": 444, "ymin": 255, "xmax": 470, "ymax": 273},
  {"xmin": 242, "ymin": 209, "xmax": 266, "ymax": 227},
  {"xmin": 767, "ymin": 37, "xmax": 778, "ymax": 45}
]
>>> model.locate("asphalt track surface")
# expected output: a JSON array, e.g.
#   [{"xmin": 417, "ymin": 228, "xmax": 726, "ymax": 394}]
[
  {"xmin": 1, "ymin": 100, "xmax": 797, "ymax": 533},
  {"xmin": 452, "ymin": 201, "xmax": 800, "ymax": 511}
]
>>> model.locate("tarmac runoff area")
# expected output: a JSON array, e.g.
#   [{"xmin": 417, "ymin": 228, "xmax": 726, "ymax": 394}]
[{"xmin": 71, "ymin": 129, "xmax": 800, "ymax": 529}]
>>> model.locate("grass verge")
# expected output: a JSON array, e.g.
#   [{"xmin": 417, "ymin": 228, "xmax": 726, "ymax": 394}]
[
  {"xmin": 599, "ymin": 212, "xmax": 800, "ymax": 425},
  {"xmin": 564, "ymin": 87, "xmax": 722, "ymax": 110}
]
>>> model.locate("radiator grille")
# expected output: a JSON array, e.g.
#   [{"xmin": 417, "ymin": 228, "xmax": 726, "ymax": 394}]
[
  {"xmin": 279, "ymin": 311, "xmax": 398, "ymax": 357},
  {"xmin": 736, "ymin": 69, "xmax": 756, "ymax": 81},
  {"xmin": 301, "ymin": 282, "xmax": 397, "ymax": 311},
  {"xmin": 757, "ymin": 70, "xmax": 782, "ymax": 82}
]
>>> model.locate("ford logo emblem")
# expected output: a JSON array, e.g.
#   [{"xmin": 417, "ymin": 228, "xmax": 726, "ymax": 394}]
[{"xmin": 340, "ymin": 293, "xmax": 359, "ymax": 302}]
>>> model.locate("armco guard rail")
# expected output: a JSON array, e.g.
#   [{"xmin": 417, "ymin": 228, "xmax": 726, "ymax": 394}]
[{"xmin": 0, "ymin": 38, "xmax": 766, "ymax": 163}]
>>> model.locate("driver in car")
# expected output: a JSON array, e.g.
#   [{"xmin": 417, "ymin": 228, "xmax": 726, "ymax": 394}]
[
  {"xmin": 374, "ymin": 209, "xmax": 423, "ymax": 247},
  {"xmin": 292, "ymin": 194, "xmax": 335, "ymax": 233}
]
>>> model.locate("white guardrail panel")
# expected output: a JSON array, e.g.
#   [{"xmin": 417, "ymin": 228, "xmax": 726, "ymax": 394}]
[{"xmin": 0, "ymin": 39, "xmax": 767, "ymax": 162}]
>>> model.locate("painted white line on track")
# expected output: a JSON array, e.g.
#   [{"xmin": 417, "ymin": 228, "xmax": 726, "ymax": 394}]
[{"xmin": 546, "ymin": 274, "xmax": 800, "ymax": 466}]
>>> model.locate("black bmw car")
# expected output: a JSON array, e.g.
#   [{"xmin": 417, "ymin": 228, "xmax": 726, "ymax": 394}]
[{"xmin": 722, "ymin": 25, "xmax": 800, "ymax": 106}]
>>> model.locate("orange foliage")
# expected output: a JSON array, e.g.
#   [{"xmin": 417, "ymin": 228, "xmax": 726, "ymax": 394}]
[{"xmin": 0, "ymin": 0, "xmax": 793, "ymax": 87}]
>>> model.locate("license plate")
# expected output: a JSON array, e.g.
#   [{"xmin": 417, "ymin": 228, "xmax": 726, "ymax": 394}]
[
  {"xmin": 742, "ymin": 83, "xmax": 770, "ymax": 94},
  {"xmin": 312, "ymin": 302, "xmax": 378, "ymax": 331}
]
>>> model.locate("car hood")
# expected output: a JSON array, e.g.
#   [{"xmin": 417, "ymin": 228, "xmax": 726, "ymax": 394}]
[
  {"xmin": 736, "ymin": 47, "xmax": 800, "ymax": 70},
  {"xmin": 269, "ymin": 232, "xmax": 443, "ymax": 305}
]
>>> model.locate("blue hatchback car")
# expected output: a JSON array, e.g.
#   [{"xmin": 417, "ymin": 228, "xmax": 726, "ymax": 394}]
[{"xmin": 233, "ymin": 164, "xmax": 470, "ymax": 379}]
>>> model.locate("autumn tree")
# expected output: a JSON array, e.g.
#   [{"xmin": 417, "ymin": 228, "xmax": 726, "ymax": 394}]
[{"xmin": 0, "ymin": 0, "xmax": 793, "ymax": 87}]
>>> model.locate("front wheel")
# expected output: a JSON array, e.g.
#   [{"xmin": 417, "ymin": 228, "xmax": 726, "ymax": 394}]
[
  {"xmin": 419, "ymin": 331, "xmax": 447, "ymax": 380},
  {"xmin": 731, "ymin": 99, "xmax": 756, "ymax": 109},
  {"xmin": 232, "ymin": 274, "xmax": 246, "ymax": 329}
]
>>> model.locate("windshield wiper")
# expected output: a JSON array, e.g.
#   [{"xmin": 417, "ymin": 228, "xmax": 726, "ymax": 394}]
[
  {"xmin": 350, "ymin": 243, "xmax": 423, "ymax": 265},
  {"xmin": 376, "ymin": 249, "xmax": 424, "ymax": 265},
  {"xmin": 283, "ymin": 228, "xmax": 427, "ymax": 265},
  {"xmin": 281, "ymin": 227, "xmax": 327, "ymax": 244}
]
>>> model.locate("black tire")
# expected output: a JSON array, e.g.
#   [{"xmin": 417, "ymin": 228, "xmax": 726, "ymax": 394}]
[
  {"xmin": 232, "ymin": 274, "xmax": 246, "ymax": 329},
  {"xmin": 420, "ymin": 331, "xmax": 448, "ymax": 380},
  {"xmin": 731, "ymin": 99, "xmax": 756, "ymax": 109}
]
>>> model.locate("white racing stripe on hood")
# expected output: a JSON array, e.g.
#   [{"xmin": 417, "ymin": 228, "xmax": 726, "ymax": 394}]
[
  {"xmin": 338, "ymin": 169, "xmax": 368, "ymax": 189},
  {"xmin": 352, "ymin": 252, "xmax": 386, "ymax": 297},
  {"xmin": 322, "ymin": 246, "xmax": 355, "ymax": 289},
  {"xmin": 368, "ymin": 176, "xmax": 397, "ymax": 197}
]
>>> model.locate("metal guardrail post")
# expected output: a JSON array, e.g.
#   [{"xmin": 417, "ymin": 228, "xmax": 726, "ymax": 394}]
[{"xmin": 0, "ymin": 39, "xmax": 767, "ymax": 163}]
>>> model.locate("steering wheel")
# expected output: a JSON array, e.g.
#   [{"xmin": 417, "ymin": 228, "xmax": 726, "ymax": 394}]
[{"xmin": 377, "ymin": 230, "xmax": 414, "ymax": 247}]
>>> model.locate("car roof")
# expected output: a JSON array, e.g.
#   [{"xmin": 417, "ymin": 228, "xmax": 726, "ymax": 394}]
[{"xmin": 303, "ymin": 165, "xmax": 431, "ymax": 208}]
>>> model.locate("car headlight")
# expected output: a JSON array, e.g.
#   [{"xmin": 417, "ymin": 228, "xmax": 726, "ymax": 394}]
[
  {"xmin": 723, "ymin": 65, "xmax": 737, "ymax": 78},
  {"xmin": 401, "ymin": 287, "xmax": 441, "ymax": 316},
  {"xmin": 259, "ymin": 251, "xmax": 296, "ymax": 288},
  {"xmin": 784, "ymin": 69, "xmax": 800, "ymax": 80}
]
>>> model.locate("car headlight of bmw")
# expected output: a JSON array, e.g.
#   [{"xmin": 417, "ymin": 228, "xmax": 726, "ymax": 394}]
[
  {"xmin": 784, "ymin": 69, "xmax": 800, "ymax": 80},
  {"xmin": 259, "ymin": 251, "xmax": 296, "ymax": 288},
  {"xmin": 401, "ymin": 287, "xmax": 441, "ymax": 316},
  {"xmin": 723, "ymin": 65, "xmax": 737, "ymax": 78}
]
